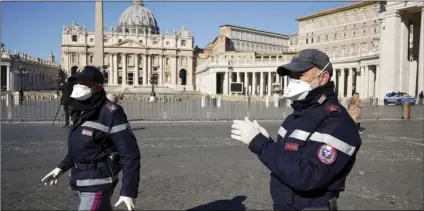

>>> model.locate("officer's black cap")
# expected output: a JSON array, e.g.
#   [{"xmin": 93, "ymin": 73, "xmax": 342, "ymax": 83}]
[
  {"xmin": 277, "ymin": 49, "xmax": 333, "ymax": 77},
  {"xmin": 70, "ymin": 66, "xmax": 104, "ymax": 84}
]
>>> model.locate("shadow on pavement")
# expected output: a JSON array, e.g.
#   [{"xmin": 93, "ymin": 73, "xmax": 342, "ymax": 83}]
[
  {"xmin": 132, "ymin": 126, "xmax": 146, "ymax": 131},
  {"xmin": 186, "ymin": 195, "xmax": 247, "ymax": 211}
]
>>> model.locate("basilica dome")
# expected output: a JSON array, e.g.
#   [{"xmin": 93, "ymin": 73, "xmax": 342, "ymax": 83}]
[{"xmin": 117, "ymin": 0, "xmax": 160, "ymax": 34}]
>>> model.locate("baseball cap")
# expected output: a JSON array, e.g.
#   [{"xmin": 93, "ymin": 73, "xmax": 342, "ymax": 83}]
[
  {"xmin": 70, "ymin": 66, "xmax": 105, "ymax": 84},
  {"xmin": 277, "ymin": 49, "xmax": 333, "ymax": 77}
]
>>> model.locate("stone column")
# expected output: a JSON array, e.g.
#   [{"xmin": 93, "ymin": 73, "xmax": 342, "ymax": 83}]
[
  {"xmin": 369, "ymin": 66, "xmax": 375, "ymax": 97},
  {"xmin": 362, "ymin": 66, "xmax": 369, "ymax": 98},
  {"xmin": 108, "ymin": 53, "xmax": 113, "ymax": 86},
  {"xmin": 143, "ymin": 54, "xmax": 148, "ymax": 85},
  {"xmin": 252, "ymin": 72, "xmax": 257, "ymax": 95},
  {"xmin": 147, "ymin": 55, "xmax": 151, "ymax": 85},
  {"xmin": 375, "ymin": 65, "xmax": 380, "ymax": 101},
  {"xmin": 134, "ymin": 54, "xmax": 139, "ymax": 86},
  {"xmin": 187, "ymin": 56, "xmax": 193, "ymax": 88},
  {"xmin": 418, "ymin": 7, "xmax": 424, "ymax": 94},
  {"xmin": 122, "ymin": 54, "xmax": 127, "ymax": 86},
  {"xmin": 347, "ymin": 68, "xmax": 353, "ymax": 97},
  {"xmin": 259, "ymin": 72, "xmax": 264, "ymax": 96},
  {"xmin": 113, "ymin": 53, "xmax": 118, "ymax": 85},
  {"xmin": 236, "ymin": 72, "xmax": 241, "ymax": 82},
  {"xmin": 378, "ymin": 10, "xmax": 401, "ymax": 98},
  {"xmin": 6, "ymin": 65, "xmax": 11, "ymax": 91},
  {"xmin": 171, "ymin": 56, "xmax": 177, "ymax": 86},
  {"xmin": 94, "ymin": 0, "xmax": 104, "ymax": 67},
  {"xmin": 244, "ymin": 72, "xmax": 248, "ymax": 96},
  {"xmin": 159, "ymin": 55, "xmax": 164, "ymax": 85},
  {"xmin": 267, "ymin": 72, "xmax": 272, "ymax": 95}
]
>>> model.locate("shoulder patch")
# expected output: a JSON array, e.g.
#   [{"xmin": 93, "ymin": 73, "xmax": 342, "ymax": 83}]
[
  {"xmin": 106, "ymin": 103, "xmax": 118, "ymax": 112},
  {"xmin": 317, "ymin": 144, "xmax": 337, "ymax": 165},
  {"xmin": 325, "ymin": 104, "xmax": 340, "ymax": 113}
]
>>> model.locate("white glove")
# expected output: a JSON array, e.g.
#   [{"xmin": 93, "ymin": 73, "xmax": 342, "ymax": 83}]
[
  {"xmin": 252, "ymin": 120, "xmax": 270, "ymax": 138},
  {"xmin": 115, "ymin": 196, "xmax": 135, "ymax": 210},
  {"xmin": 231, "ymin": 117, "xmax": 260, "ymax": 145},
  {"xmin": 41, "ymin": 167, "xmax": 63, "ymax": 185}
]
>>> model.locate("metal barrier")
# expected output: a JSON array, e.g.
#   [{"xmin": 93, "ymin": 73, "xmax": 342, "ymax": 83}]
[{"xmin": 1, "ymin": 93, "xmax": 424, "ymax": 122}]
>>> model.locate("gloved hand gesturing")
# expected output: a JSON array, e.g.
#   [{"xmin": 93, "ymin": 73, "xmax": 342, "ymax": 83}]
[
  {"xmin": 41, "ymin": 167, "xmax": 63, "ymax": 186},
  {"xmin": 231, "ymin": 117, "xmax": 260, "ymax": 145},
  {"xmin": 115, "ymin": 196, "xmax": 136, "ymax": 211},
  {"xmin": 252, "ymin": 120, "xmax": 270, "ymax": 138}
]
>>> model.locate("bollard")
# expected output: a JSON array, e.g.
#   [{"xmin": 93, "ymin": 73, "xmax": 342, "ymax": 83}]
[
  {"xmin": 14, "ymin": 91, "xmax": 20, "ymax": 105},
  {"xmin": 265, "ymin": 95, "xmax": 270, "ymax": 107},
  {"xmin": 217, "ymin": 96, "xmax": 221, "ymax": 108},
  {"xmin": 401, "ymin": 102, "xmax": 411, "ymax": 119},
  {"xmin": 201, "ymin": 96, "xmax": 206, "ymax": 108},
  {"xmin": 6, "ymin": 93, "xmax": 12, "ymax": 106},
  {"xmin": 273, "ymin": 94, "xmax": 279, "ymax": 107}
]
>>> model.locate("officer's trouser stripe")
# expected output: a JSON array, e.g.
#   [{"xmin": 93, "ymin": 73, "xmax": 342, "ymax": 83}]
[
  {"xmin": 82, "ymin": 121, "xmax": 129, "ymax": 133},
  {"xmin": 76, "ymin": 175, "xmax": 118, "ymax": 187}
]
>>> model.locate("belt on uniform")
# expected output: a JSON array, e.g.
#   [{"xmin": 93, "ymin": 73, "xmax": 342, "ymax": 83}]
[
  {"xmin": 273, "ymin": 198, "xmax": 337, "ymax": 211},
  {"xmin": 74, "ymin": 161, "xmax": 108, "ymax": 170}
]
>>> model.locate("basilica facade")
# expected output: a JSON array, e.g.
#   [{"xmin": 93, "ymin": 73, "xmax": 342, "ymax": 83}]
[{"xmin": 61, "ymin": 0, "xmax": 195, "ymax": 92}]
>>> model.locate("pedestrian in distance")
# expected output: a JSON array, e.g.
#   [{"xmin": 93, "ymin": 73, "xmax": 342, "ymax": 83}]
[
  {"xmin": 41, "ymin": 66, "xmax": 141, "ymax": 211},
  {"xmin": 60, "ymin": 76, "xmax": 78, "ymax": 127},
  {"xmin": 230, "ymin": 49, "xmax": 362, "ymax": 211},
  {"xmin": 348, "ymin": 93, "xmax": 363, "ymax": 133},
  {"xmin": 419, "ymin": 91, "xmax": 423, "ymax": 105}
]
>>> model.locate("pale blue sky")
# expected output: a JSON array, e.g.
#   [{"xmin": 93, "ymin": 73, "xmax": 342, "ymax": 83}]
[{"xmin": 1, "ymin": 1, "xmax": 350, "ymax": 64}]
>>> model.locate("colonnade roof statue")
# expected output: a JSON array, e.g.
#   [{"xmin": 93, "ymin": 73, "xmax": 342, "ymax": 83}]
[{"xmin": 117, "ymin": 0, "xmax": 160, "ymax": 34}]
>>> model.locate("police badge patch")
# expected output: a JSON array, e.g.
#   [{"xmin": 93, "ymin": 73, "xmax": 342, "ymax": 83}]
[
  {"xmin": 317, "ymin": 144, "xmax": 337, "ymax": 165},
  {"xmin": 106, "ymin": 103, "xmax": 117, "ymax": 112}
]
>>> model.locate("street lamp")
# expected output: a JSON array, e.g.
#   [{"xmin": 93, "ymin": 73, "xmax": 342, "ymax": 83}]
[{"xmin": 150, "ymin": 73, "xmax": 158, "ymax": 97}]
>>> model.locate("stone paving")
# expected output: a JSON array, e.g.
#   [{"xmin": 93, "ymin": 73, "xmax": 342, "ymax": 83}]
[{"xmin": 1, "ymin": 120, "xmax": 423, "ymax": 210}]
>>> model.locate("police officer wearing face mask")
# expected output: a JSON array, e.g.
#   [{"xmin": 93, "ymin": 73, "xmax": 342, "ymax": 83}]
[
  {"xmin": 231, "ymin": 49, "xmax": 362, "ymax": 211},
  {"xmin": 41, "ymin": 66, "xmax": 141, "ymax": 211}
]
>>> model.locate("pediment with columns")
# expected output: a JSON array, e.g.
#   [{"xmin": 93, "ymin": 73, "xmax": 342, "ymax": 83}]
[{"xmin": 112, "ymin": 39, "xmax": 145, "ymax": 48}]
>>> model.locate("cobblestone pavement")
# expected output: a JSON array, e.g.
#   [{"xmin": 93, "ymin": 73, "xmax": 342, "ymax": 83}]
[{"xmin": 1, "ymin": 120, "xmax": 423, "ymax": 210}]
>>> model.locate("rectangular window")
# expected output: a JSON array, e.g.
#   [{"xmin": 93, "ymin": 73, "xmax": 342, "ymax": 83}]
[
  {"xmin": 181, "ymin": 40, "xmax": 186, "ymax": 46},
  {"xmin": 72, "ymin": 35, "xmax": 77, "ymax": 42},
  {"xmin": 118, "ymin": 76, "xmax": 122, "ymax": 85},
  {"xmin": 127, "ymin": 73, "xmax": 133, "ymax": 85},
  {"xmin": 90, "ymin": 38, "xmax": 94, "ymax": 43}
]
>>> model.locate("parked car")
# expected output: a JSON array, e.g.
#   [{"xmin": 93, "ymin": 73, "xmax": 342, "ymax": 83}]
[{"xmin": 384, "ymin": 92, "xmax": 416, "ymax": 105}]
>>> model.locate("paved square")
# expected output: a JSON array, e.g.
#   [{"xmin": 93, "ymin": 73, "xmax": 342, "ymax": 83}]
[{"xmin": 1, "ymin": 120, "xmax": 423, "ymax": 210}]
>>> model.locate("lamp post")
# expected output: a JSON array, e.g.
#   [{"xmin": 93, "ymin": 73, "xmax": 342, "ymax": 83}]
[{"xmin": 150, "ymin": 73, "xmax": 157, "ymax": 97}]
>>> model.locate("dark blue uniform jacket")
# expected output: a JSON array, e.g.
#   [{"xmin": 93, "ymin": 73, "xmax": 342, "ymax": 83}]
[
  {"xmin": 248, "ymin": 82, "xmax": 361, "ymax": 210},
  {"xmin": 57, "ymin": 99, "xmax": 141, "ymax": 198}
]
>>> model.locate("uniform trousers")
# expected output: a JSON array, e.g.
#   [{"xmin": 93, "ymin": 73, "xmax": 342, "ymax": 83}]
[{"xmin": 77, "ymin": 187, "xmax": 115, "ymax": 211}]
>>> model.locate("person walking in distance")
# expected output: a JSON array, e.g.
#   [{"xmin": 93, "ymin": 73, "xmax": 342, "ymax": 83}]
[
  {"xmin": 419, "ymin": 91, "xmax": 423, "ymax": 105},
  {"xmin": 41, "ymin": 66, "xmax": 141, "ymax": 210},
  {"xmin": 60, "ymin": 77, "xmax": 77, "ymax": 127},
  {"xmin": 230, "ymin": 49, "xmax": 362, "ymax": 211},
  {"xmin": 348, "ymin": 93, "xmax": 363, "ymax": 133}
]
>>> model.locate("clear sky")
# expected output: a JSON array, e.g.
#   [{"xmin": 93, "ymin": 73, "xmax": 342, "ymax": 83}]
[{"xmin": 1, "ymin": 1, "xmax": 350, "ymax": 64}]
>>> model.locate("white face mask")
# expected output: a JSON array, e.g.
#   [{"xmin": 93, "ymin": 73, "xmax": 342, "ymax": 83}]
[
  {"xmin": 70, "ymin": 84, "xmax": 92, "ymax": 101},
  {"xmin": 283, "ymin": 62, "xmax": 329, "ymax": 101}
]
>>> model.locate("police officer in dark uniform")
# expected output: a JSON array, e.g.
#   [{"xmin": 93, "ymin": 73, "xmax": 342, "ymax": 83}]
[
  {"xmin": 231, "ymin": 49, "xmax": 362, "ymax": 211},
  {"xmin": 41, "ymin": 66, "xmax": 141, "ymax": 211}
]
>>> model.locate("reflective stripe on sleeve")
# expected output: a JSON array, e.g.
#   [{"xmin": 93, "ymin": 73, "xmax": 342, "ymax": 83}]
[
  {"xmin": 309, "ymin": 132, "xmax": 356, "ymax": 156},
  {"xmin": 289, "ymin": 129, "xmax": 311, "ymax": 141},
  {"xmin": 82, "ymin": 121, "xmax": 129, "ymax": 134},
  {"xmin": 278, "ymin": 126, "xmax": 287, "ymax": 138}
]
